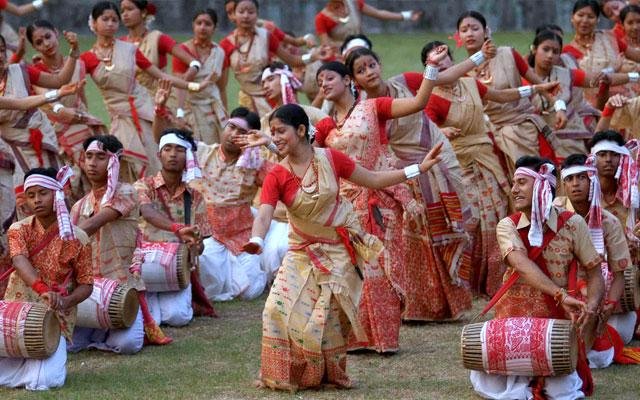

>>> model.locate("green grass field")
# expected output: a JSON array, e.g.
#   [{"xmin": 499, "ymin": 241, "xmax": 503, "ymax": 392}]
[{"xmin": 2, "ymin": 32, "xmax": 640, "ymax": 399}]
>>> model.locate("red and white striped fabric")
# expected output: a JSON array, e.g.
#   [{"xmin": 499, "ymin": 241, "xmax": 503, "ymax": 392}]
[
  {"xmin": 561, "ymin": 162, "xmax": 604, "ymax": 254},
  {"xmin": 23, "ymin": 166, "xmax": 75, "ymax": 241},
  {"xmin": 80, "ymin": 278, "xmax": 119, "ymax": 329},
  {"xmin": 139, "ymin": 241, "xmax": 182, "ymax": 292},
  {"xmin": 0, "ymin": 301, "xmax": 34, "ymax": 358},
  {"xmin": 513, "ymin": 164, "xmax": 556, "ymax": 247},
  {"xmin": 86, "ymin": 140, "xmax": 120, "ymax": 206}
]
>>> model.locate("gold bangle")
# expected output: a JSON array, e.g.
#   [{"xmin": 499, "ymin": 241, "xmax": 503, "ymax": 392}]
[{"xmin": 188, "ymin": 82, "xmax": 200, "ymax": 92}]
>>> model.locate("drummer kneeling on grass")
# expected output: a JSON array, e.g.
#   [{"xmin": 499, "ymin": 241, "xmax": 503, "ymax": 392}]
[
  {"xmin": 134, "ymin": 129, "xmax": 212, "ymax": 327},
  {"xmin": 468, "ymin": 156, "xmax": 604, "ymax": 400},
  {"xmin": 69, "ymin": 136, "xmax": 148, "ymax": 354},
  {"xmin": 0, "ymin": 167, "xmax": 92, "ymax": 390}
]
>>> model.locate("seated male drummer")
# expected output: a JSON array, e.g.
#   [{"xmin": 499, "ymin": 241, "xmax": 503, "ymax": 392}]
[
  {"xmin": 134, "ymin": 129, "xmax": 212, "ymax": 327},
  {"xmin": 69, "ymin": 135, "xmax": 156, "ymax": 353},
  {"xmin": 589, "ymin": 131, "xmax": 640, "ymax": 343},
  {"xmin": 1, "ymin": 167, "xmax": 92, "ymax": 390},
  {"xmin": 555, "ymin": 154, "xmax": 633, "ymax": 369},
  {"xmin": 470, "ymin": 156, "xmax": 604, "ymax": 400}
]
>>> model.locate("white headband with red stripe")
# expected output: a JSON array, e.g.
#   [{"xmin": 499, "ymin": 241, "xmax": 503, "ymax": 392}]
[
  {"xmin": 159, "ymin": 133, "xmax": 202, "ymax": 183},
  {"xmin": 514, "ymin": 163, "xmax": 556, "ymax": 247},
  {"xmin": 23, "ymin": 166, "xmax": 75, "ymax": 241},
  {"xmin": 86, "ymin": 140, "xmax": 120, "ymax": 205},
  {"xmin": 561, "ymin": 164, "xmax": 604, "ymax": 254}
]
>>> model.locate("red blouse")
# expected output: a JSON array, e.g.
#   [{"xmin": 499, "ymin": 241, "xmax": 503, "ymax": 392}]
[
  {"xmin": 426, "ymin": 80, "xmax": 488, "ymax": 125},
  {"xmin": 120, "ymin": 33, "xmax": 176, "ymax": 69},
  {"xmin": 261, "ymin": 148, "xmax": 356, "ymax": 207},
  {"xmin": 315, "ymin": 0, "xmax": 366, "ymax": 35},
  {"xmin": 219, "ymin": 31, "xmax": 282, "ymax": 69},
  {"xmin": 80, "ymin": 49, "xmax": 152, "ymax": 74},
  {"xmin": 0, "ymin": 0, "xmax": 7, "ymax": 9}
]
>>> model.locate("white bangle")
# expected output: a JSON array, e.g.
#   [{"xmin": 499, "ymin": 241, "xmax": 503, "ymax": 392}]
[
  {"xmin": 32, "ymin": 0, "xmax": 44, "ymax": 10},
  {"xmin": 248, "ymin": 236, "xmax": 264, "ymax": 250},
  {"xmin": 553, "ymin": 99, "xmax": 567, "ymax": 112},
  {"xmin": 52, "ymin": 103, "xmax": 64, "ymax": 114},
  {"xmin": 401, "ymin": 11, "xmax": 413, "ymax": 21},
  {"xmin": 424, "ymin": 65, "xmax": 438, "ymax": 81},
  {"xmin": 518, "ymin": 85, "xmax": 533, "ymax": 98},
  {"xmin": 176, "ymin": 108, "xmax": 185, "ymax": 119},
  {"xmin": 404, "ymin": 164, "xmax": 421, "ymax": 179},
  {"xmin": 44, "ymin": 90, "xmax": 59, "ymax": 102},
  {"xmin": 601, "ymin": 67, "xmax": 615, "ymax": 74},
  {"xmin": 303, "ymin": 33, "xmax": 314, "ymax": 43},
  {"xmin": 470, "ymin": 50, "xmax": 485, "ymax": 66},
  {"xmin": 301, "ymin": 53, "xmax": 312, "ymax": 65},
  {"xmin": 628, "ymin": 72, "xmax": 639, "ymax": 83},
  {"xmin": 187, "ymin": 82, "xmax": 200, "ymax": 92},
  {"xmin": 189, "ymin": 60, "xmax": 202, "ymax": 71},
  {"xmin": 266, "ymin": 141, "xmax": 279, "ymax": 154}
]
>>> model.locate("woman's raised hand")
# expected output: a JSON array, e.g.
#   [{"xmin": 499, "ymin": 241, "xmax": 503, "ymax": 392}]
[
  {"xmin": 481, "ymin": 39, "xmax": 497, "ymax": 60},
  {"xmin": 63, "ymin": 31, "xmax": 79, "ymax": 54},
  {"xmin": 59, "ymin": 79, "xmax": 85, "ymax": 97},
  {"xmin": 233, "ymin": 129, "xmax": 271, "ymax": 149},
  {"xmin": 154, "ymin": 79, "xmax": 173, "ymax": 107},
  {"xmin": 419, "ymin": 142, "xmax": 443, "ymax": 173},
  {"xmin": 426, "ymin": 45, "xmax": 449, "ymax": 65}
]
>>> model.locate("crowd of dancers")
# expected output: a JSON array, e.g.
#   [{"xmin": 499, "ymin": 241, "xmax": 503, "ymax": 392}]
[{"xmin": 0, "ymin": 0, "xmax": 639, "ymax": 398}]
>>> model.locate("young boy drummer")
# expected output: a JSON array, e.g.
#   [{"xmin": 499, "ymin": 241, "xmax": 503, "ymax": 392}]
[{"xmin": 0, "ymin": 167, "xmax": 92, "ymax": 390}]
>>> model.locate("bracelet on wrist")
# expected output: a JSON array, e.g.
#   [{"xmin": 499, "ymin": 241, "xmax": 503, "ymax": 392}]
[
  {"xmin": 31, "ymin": 279, "xmax": 50, "ymax": 295},
  {"xmin": 401, "ymin": 11, "xmax": 412, "ymax": 21},
  {"xmin": 553, "ymin": 99, "xmax": 567, "ymax": 113},
  {"xmin": 32, "ymin": 0, "xmax": 44, "ymax": 10},
  {"xmin": 628, "ymin": 71, "xmax": 639, "ymax": 83},
  {"xmin": 553, "ymin": 287, "xmax": 568, "ymax": 306},
  {"xmin": 171, "ymin": 223, "xmax": 185, "ymax": 234},
  {"xmin": 602, "ymin": 105, "xmax": 616, "ymax": 118},
  {"xmin": 266, "ymin": 141, "xmax": 279, "ymax": 154},
  {"xmin": 187, "ymin": 82, "xmax": 201, "ymax": 92},
  {"xmin": 52, "ymin": 103, "xmax": 64, "ymax": 114},
  {"xmin": 154, "ymin": 105, "xmax": 169, "ymax": 118},
  {"xmin": 44, "ymin": 90, "xmax": 60, "ymax": 103},
  {"xmin": 469, "ymin": 50, "xmax": 485, "ymax": 66},
  {"xmin": 518, "ymin": 85, "xmax": 533, "ymax": 98},
  {"xmin": 189, "ymin": 60, "xmax": 202, "ymax": 71},
  {"xmin": 423, "ymin": 65, "xmax": 438, "ymax": 81},
  {"xmin": 604, "ymin": 298, "xmax": 619, "ymax": 307},
  {"xmin": 176, "ymin": 108, "xmax": 186, "ymax": 119},
  {"xmin": 404, "ymin": 164, "xmax": 421, "ymax": 179},
  {"xmin": 301, "ymin": 53, "xmax": 312, "ymax": 65}
]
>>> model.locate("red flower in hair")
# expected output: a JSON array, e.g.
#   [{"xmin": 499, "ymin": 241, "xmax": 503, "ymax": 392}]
[
  {"xmin": 448, "ymin": 31, "xmax": 463, "ymax": 48},
  {"xmin": 146, "ymin": 3, "xmax": 157, "ymax": 16}
]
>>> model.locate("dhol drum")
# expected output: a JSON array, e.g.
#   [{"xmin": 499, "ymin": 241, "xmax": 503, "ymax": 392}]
[
  {"xmin": 620, "ymin": 266, "xmax": 640, "ymax": 313},
  {"xmin": 139, "ymin": 242, "xmax": 190, "ymax": 292},
  {"xmin": 0, "ymin": 301, "xmax": 60, "ymax": 359},
  {"xmin": 461, "ymin": 317, "xmax": 577, "ymax": 376},
  {"xmin": 76, "ymin": 278, "xmax": 139, "ymax": 330}
]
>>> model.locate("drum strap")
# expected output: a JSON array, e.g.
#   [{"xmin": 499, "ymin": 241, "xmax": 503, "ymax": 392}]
[{"xmin": 478, "ymin": 211, "xmax": 576, "ymax": 317}]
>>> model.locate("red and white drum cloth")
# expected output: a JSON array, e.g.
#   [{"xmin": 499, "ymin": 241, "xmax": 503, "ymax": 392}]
[
  {"xmin": 84, "ymin": 278, "xmax": 118, "ymax": 329},
  {"xmin": 481, "ymin": 317, "xmax": 560, "ymax": 376},
  {"xmin": 0, "ymin": 301, "xmax": 37, "ymax": 358},
  {"xmin": 139, "ymin": 242, "xmax": 183, "ymax": 292}
]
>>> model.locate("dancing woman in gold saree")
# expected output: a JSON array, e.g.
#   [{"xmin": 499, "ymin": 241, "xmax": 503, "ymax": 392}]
[{"xmin": 242, "ymin": 104, "xmax": 443, "ymax": 391}]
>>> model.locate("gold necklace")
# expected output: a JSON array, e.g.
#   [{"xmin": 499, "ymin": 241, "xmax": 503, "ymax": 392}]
[{"xmin": 287, "ymin": 157, "xmax": 319, "ymax": 199}]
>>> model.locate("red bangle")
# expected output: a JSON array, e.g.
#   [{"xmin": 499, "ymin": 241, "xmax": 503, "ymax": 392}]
[
  {"xmin": 154, "ymin": 105, "xmax": 169, "ymax": 118},
  {"xmin": 604, "ymin": 298, "xmax": 619, "ymax": 307},
  {"xmin": 171, "ymin": 223, "xmax": 185, "ymax": 234},
  {"xmin": 602, "ymin": 105, "xmax": 615, "ymax": 118},
  {"xmin": 31, "ymin": 279, "xmax": 50, "ymax": 295}
]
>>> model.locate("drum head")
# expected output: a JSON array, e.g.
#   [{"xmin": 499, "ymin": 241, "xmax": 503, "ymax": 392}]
[
  {"xmin": 630, "ymin": 267, "xmax": 640, "ymax": 310},
  {"xmin": 621, "ymin": 266, "xmax": 640, "ymax": 312},
  {"xmin": 175, "ymin": 244, "xmax": 191, "ymax": 290},
  {"xmin": 41, "ymin": 309, "xmax": 61, "ymax": 356},
  {"xmin": 120, "ymin": 287, "xmax": 140, "ymax": 328},
  {"xmin": 551, "ymin": 319, "xmax": 578, "ymax": 376}
]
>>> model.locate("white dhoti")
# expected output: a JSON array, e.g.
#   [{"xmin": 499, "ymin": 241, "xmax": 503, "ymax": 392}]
[
  {"xmin": 260, "ymin": 219, "xmax": 289, "ymax": 282},
  {"xmin": 607, "ymin": 311, "xmax": 637, "ymax": 345},
  {"xmin": 469, "ymin": 370, "xmax": 584, "ymax": 400},
  {"xmin": 0, "ymin": 337, "xmax": 67, "ymax": 390},
  {"xmin": 68, "ymin": 310, "xmax": 144, "ymax": 355},
  {"xmin": 588, "ymin": 346, "xmax": 615, "ymax": 369},
  {"xmin": 146, "ymin": 285, "xmax": 193, "ymax": 327},
  {"xmin": 199, "ymin": 237, "xmax": 266, "ymax": 301}
]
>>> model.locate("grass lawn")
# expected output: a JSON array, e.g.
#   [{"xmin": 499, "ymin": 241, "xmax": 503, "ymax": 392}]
[{"xmin": 2, "ymin": 32, "xmax": 640, "ymax": 399}]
